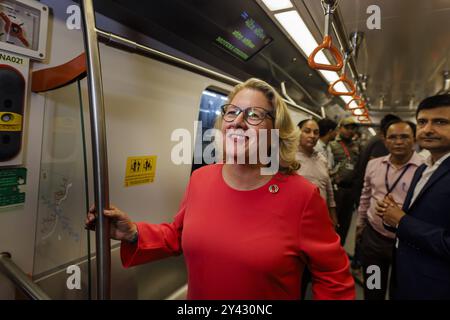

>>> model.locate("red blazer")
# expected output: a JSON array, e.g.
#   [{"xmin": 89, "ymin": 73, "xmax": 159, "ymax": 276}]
[{"xmin": 121, "ymin": 164, "xmax": 355, "ymax": 300}]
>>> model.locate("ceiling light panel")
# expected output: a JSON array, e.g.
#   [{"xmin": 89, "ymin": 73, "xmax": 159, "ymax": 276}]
[
  {"xmin": 353, "ymin": 108, "xmax": 364, "ymax": 115},
  {"xmin": 261, "ymin": 0, "xmax": 293, "ymax": 11},
  {"xmin": 274, "ymin": 10, "xmax": 318, "ymax": 57}
]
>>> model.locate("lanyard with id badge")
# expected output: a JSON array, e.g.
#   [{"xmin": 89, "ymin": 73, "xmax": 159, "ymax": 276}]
[
  {"xmin": 382, "ymin": 163, "xmax": 412, "ymax": 232},
  {"xmin": 339, "ymin": 141, "xmax": 355, "ymax": 170}
]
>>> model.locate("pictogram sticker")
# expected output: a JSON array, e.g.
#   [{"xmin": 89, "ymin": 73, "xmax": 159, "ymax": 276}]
[{"xmin": 124, "ymin": 155, "xmax": 157, "ymax": 187}]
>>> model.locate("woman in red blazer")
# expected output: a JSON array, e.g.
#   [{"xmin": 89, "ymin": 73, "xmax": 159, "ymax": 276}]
[{"xmin": 87, "ymin": 78, "xmax": 355, "ymax": 300}]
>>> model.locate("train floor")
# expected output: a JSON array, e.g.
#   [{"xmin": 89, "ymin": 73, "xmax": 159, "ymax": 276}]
[{"xmin": 343, "ymin": 210, "xmax": 365, "ymax": 299}]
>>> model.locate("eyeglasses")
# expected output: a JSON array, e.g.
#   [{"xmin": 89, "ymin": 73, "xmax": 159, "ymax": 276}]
[{"xmin": 221, "ymin": 104, "xmax": 274, "ymax": 125}]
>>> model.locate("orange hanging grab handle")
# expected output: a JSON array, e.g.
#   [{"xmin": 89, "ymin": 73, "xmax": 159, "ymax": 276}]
[
  {"xmin": 357, "ymin": 114, "xmax": 371, "ymax": 123},
  {"xmin": 328, "ymin": 75, "xmax": 356, "ymax": 96},
  {"xmin": 345, "ymin": 95, "xmax": 365, "ymax": 111},
  {"xmin": 353, "ymin": 108, "xmax": 368, "ymax": 117},
  {"xmin": 308, "ymin": 35, "xmax": 344, "ymax": 72},
  {"xmin": 353, "ymin": 107, "xmax": 371, "ymax": 123},
  {"xmin": 351, "ymin": 104, "xmax": 368, "ymax": 115}
]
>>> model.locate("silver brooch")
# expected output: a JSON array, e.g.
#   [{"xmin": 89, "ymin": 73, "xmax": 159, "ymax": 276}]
[{"xmin": 268, "ymin": 184, "xmax": 279, "ymax": 194}]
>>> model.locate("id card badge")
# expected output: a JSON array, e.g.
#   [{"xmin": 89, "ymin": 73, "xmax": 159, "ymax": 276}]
[{"xmin": 345, "ymin": 163, "xmax": 355, "ymax": 170}]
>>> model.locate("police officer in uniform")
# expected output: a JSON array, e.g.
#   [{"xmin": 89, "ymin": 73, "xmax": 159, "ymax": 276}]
[{"xmin": 330, "ymin": 117, "xmax": 360, "ymax": 245}]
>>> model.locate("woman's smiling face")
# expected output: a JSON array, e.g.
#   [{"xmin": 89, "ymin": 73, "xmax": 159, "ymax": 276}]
[{"xmin": 221, "ymin": 88, "xmax": 274, "ymax": 164}]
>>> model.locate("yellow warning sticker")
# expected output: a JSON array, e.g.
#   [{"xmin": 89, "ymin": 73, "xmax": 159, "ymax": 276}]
[
  {"xmin": 124, "ymin": 155, "xmax": 157, "ymax": 187},
  {"xmin": 0, "ymin": 112, "xmax": 22, "ymax": 132}
]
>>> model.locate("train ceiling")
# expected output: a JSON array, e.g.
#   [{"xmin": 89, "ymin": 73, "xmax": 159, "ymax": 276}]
[
  {"xmin": 303, "ymin": 0, "xmax": 450, "ymax": 116},
  {"xmin": 93, "ymin": 0, "xmax": 450, "ymax": 118}
]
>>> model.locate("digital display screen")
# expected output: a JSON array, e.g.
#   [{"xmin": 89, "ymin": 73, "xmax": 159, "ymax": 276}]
[{"xmin": 215, "ymin": 11, "xmax": 272, "ymax": 61}]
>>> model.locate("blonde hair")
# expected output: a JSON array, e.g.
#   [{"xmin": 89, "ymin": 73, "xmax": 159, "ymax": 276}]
[{"xmin": 215, "ymin": 78, "xmax": 300, "ymax": 175}]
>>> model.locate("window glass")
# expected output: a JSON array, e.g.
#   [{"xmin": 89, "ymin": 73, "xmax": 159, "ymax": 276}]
[{"xmin": 191, "ymin": 89, "xmax": 228, "ymax": 173}]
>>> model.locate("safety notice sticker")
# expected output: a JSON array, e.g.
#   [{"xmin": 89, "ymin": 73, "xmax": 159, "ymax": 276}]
[
  {"xmin": 0, "ymin": 167, "xmax": 26, "ymax": 208},
  {"xmin": 124, "ymin": 156, "xmax": 157, "ymax": 187}
]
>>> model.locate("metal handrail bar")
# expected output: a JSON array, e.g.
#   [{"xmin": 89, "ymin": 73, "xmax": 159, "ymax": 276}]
[{"xmin": 0, "ymin": 253, "xmax": 51, "ymax": 300}]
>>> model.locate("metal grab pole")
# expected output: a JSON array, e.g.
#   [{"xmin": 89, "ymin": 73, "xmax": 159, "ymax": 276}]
[
  {"xmin": 80, "ymin": 0, "xmax": 111, "ymax": 299},
  {"xmin": 0, "ymin": 253, "xmax": 51, "ymax": 300}
]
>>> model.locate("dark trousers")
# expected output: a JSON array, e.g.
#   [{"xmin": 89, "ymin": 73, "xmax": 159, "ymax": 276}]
[
  {"xmin": 300, "ymin": 268, "xmax": 311, "ymax": 300},
  {"xmin": 334, "ymin": 186, "xmax": 355, "ymax": 245},
  {"xmin": 360, "ymin": 223, "xmax": 395, "ymax": 300}
]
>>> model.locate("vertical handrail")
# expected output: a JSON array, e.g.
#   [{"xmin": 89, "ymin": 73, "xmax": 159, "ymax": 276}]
[
  {"xmin": 80, "ymin": 0, "xmax": 111, "ymax": 299},
  {"xmin": 77, "ymin": 79, "xmax": 93, "ymax": 300}
]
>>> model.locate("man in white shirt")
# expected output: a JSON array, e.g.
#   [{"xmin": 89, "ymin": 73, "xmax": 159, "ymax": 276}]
[
  {"xmin": 315, "ymin": 118, "xmax": 337, "ymax": 169},
  {"xmin": 376, "ymin": 94, "xmax": 450, "ymax": 299}
]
